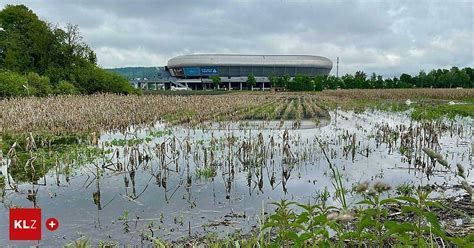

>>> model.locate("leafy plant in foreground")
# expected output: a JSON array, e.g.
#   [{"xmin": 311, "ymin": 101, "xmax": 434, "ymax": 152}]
[
  {"xmin": 390, "ymin": 188, "xmax": 447, "ymax": 246},
  {"xmin": 343, "ymin": 181, "xmax": 396, "ymax": 247}
]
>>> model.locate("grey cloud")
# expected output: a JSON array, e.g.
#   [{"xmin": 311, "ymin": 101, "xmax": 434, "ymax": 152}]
[{"xmin": 1, "ymin": 0, "xmax": 472, "ymax": 76}]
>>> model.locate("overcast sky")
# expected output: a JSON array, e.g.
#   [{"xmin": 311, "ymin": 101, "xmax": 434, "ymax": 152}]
[{"xmin": 1, "ymin": 0, "xmax": 473, "ymax": 76}]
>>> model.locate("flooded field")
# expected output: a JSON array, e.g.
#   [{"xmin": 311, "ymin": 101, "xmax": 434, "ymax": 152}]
[{"xmin": 0, "ymin": 90, "xmax": 472, "ymax": 246}]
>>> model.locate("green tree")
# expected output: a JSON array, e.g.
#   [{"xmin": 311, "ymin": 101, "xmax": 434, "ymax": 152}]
[
  {"xmin": 210, "ymin": 75, "xmax": 221, "ymax": 89},
  {"xmin": 313, "ymin": 78, "xmax": 324, "ymax": 91},
  {"xmin": 354, "ymin": 71, "xmax": 367, "ymax": 89},
  {"xmin": 341, "ymin": 74, "xmax": 355, "ymax": 89},
  {"xmin": 247, "ymin": 73, "xmax": 256, "ymax": 90},
  {"xmin": 323, "ymin": 75, "xmax": 339, "ymax": 90},
  {"xmin": 269, "ymin": 75, "xmax": 279, "ymax": 87},
  {"xmin": 0, "ymin": 5, "xmax": 57, "ymax": 74},
  {"xmin": 399, "ymin": 73, "xmax": 413, "ymax": 88},
  {"xmin": 450, "ymin": 67, "xmax": 469, "ymax": 88},
  {"xmin": 0, "ymin": 5, "xmax": 137, "ymax": 96}
]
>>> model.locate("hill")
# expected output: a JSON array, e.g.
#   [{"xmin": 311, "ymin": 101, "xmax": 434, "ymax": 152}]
[{"xmin": 107, "ymin": 67, "xmax": 167, "ymax": 80}]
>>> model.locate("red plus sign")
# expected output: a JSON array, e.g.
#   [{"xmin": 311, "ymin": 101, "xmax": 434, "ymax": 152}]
[{"xmin": 45, "ymin": 218, "xmax": 59, "ymax": 231}]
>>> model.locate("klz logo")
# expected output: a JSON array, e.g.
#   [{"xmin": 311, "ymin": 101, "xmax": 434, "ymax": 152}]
[{"xmin": 10, "ymin": 208, "xmax": 41, "ymax": 240}]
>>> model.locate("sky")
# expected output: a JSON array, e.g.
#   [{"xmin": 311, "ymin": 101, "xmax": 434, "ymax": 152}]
[{"xmin": 1, "ymin": 0, "xmax": 473, "ymax": 76}]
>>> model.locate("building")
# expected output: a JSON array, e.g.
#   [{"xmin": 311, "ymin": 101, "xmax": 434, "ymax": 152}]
[{"xmin": 165, "ymin": 54, "xmax": 332, "ymax": 90}]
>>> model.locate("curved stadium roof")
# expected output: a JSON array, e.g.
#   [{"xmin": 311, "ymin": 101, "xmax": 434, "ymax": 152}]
[{"xmin": 167, "ymin": 54, "xmax": 333, "ymax": 69}]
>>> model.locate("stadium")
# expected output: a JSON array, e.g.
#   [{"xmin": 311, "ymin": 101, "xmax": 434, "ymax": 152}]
[
  {"xmin": 165, "ymin": 54, "xmax": 333, "ymax": 90},
  {"xmin": 131, "ymin": 54, "xmax": 333, "ymax": 90}
]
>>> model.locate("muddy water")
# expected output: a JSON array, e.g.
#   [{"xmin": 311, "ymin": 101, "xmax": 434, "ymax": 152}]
[{"xmin": 0, "ymin": 110, "xmax": 472, "ymax": 246}]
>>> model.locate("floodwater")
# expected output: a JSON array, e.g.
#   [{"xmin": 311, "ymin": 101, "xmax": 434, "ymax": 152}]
[{"xmin": 0, "ymin": 109, "xmax": 472, "ymax": 246}]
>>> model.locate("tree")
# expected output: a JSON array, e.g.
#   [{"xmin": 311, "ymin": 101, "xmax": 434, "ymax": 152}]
[
  {"xmin": 313, "ymin": 77, "xmax": 324, "ymax": 91},
  {"xmin": 0, "ymin": 5, "xmax": 59, "ymax": 74},
  {"xmin": 399, "ymin": 73, "xmax": 413, "ymax": 88},
  {"xmin": 0, "ymin": 5, "xmax": 139, "ymax": 96},
  {"xmin": 354, "ymin": 71, "xmax": 367, "ymax": 89},
  {"xmin": 210, "ymin": 75, "xmax": 221, "ymax": 89},
  {"xmin": 341, "ymin": 74, "xmax": 355, "ymax": 89},
  {"xmin": 369, "ymin": 72, "xmax": 377, "ymax": 88},
  {"xmin": 247, "ymin": 73, "xmax": 256, "ymax": 90},
  {"xmin": 450, "ymin": 67, "xmax": 469, "ymax": 88},
  {"xmin": 462, "ymin": 67, "xmax": 474, "ymax": 87},
  {"xmin": 375, "ymin": 75, "xmax": 384, "ymax": 88},
  {"xmin": 416, "ymin": 70, "xmax": 428, "ymax": 88},
  {"xmin": 54, "ymin": 81, "xmax": 79, "ymax": 95},
  {"xmin": 269, "ymin": 75, "xmax": 279, "ymax": 87}
]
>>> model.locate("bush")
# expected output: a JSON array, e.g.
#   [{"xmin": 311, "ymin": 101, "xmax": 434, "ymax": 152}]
[
  {"xmin": 0, "ymin": 71, "xmax": 28, "ymax": 97},
  {"xmin": 314, "ymin": 80, "xmax": 324, "ymax": 91},
  {"xmin": 27, "ymin": 72, "xmax": 52, "ymax": 96},
  {"xmin": 54, "ymin": 81, "xmax": 79, "ymax": 95},
  {"xmin": 71, "ymin": 64, "xmax": 136, "ymax": 94},
  {"xmin": 289, "ymin": 75, "xmax": 313, "ymax": 91}
]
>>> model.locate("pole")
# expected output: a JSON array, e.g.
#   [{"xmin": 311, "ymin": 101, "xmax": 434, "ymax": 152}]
[{"xmin": 336, "ymin": 57, "xmax": 339, "ymax": 78}]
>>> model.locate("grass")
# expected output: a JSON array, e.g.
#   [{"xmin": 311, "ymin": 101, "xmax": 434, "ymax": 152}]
[
  {"xmin": 195, "ymin": 166, "xmax": 217, "ymax": 179},
  {"xmin": 318, "ymin": 89, "xmax": 474, "ymax": 120},
  {"xmin": 411, "ymin": 100, "xmax": 474, "ymax": 120}
]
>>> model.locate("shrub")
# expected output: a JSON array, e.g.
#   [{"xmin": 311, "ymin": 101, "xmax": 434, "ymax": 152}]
[
  {"xmin": 314, "ymin": 79, "xmax": 324, "ymax": 91},
  {"xmin": 27, "ymin": 72, "xmax": 52, "ymax": 96},
  {"xmin": 0, "ymin": 71, "xmax": 28, "ymax": 97},
  {"xmin": 54, "ymin": 81, "xmax": 79, "ymax": 95},
  {"xmin": 71, "ymin": 64, "xmax": 136, "ymax": 94}
]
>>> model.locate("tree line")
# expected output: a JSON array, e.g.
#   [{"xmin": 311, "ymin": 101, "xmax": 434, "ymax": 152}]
[
  {"xmin": 0, "ymin": 5, "xmax": 138, "ymax": 98},
  {"xmin": 269, "ymin": 66, "xmax": 473, "ymax": 91}
]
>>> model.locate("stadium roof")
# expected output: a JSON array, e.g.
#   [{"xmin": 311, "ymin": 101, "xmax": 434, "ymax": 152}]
[{"xmin": 167, "ymin": 54, "xmax": 332, "ymax": 69}]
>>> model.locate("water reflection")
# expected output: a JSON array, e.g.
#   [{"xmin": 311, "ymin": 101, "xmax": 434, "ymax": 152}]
[{"xmin": 0, "ymin": 111, "xmax": 472, "ymax": 245}]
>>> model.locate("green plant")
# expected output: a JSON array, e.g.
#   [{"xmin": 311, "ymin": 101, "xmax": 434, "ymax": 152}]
[
  {"xmin": 63, "ymin": 237, "xmax": 89, "ymax": 248},
  {"xmin": 27, "ymin": 72, "xmax": 52, "ymax": 96},
  {"xmin": 195, "ymin": 166, "xmax": 217, "ymax": 179},
  {"xmin": 55, "ymin": 81, "xmax": 80, "ymax": 95},
  {"xmin": 263, "ymin": 200, "xmax": 299, "ymax": 247},
  {"xmin": 317, "ymin": 138, "xmax": 347, "ymax": 209},
  {"xmin": 263, "ymin": 199, "xmax": 342, "ymax": 247},
  {"xmin": 247, "ymin": 73, "xmax": 256, "ymax": 90},
  {"xmin": 98, "ymin": 240, "xmax": 119, "ymax": 248},
  {"xmin": 0, "ymin": 71, "xmax": 28, "ymax": 97},
  {"xmin": 152, "ymin": 237, "xmax": 168, "ymax": 248},
  {"xmin": 390, "ymin": 188, "xmax": 447, "ymax": 246},
  {"xmin": 346, "ymin": 181, "xmax": 396, "ymax": 247},
  {"xmin": 396, "ymin": 182, "xmax": 415, "ymax": 196},
  {"xmin": 118, "ymin": 210, "xmax": 130, "ymax": 233},
  {"xmin": 210, "ymin": 75, "xmax": 221, "ymax": 89}
]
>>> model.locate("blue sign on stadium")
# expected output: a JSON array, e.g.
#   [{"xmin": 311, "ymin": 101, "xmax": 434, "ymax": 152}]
[
  {"xmin": 183, "ymin": 67, "xmax": 201, "ymax": 76},
  {"xmin": 201, "ymin": 67, "xmax": 219, "ymax": 75}
]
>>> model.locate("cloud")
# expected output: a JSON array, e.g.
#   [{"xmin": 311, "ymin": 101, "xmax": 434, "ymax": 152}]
[{"xmin": 1, "ymin": 0, "xmax": 473, "ymax": 76}]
